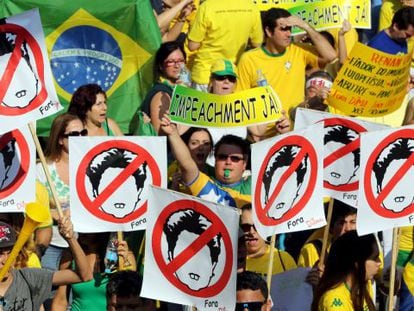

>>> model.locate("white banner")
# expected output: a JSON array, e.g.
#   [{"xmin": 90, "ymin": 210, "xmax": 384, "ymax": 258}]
[
  {"xmin": 295, "ymin": 108, "xmax": 388, "ymax": 205},
  {"xmin": 142, "ymin": 186, "xmax": 239, "ymax": 310},
  {"xmin": 0, "ymin": 125, "xmax": 35, "ymax": 211},
  {"xmin": 252, "ymin": 123, "xmax": 326, "ymax": 238},
  {"xmin": 0, "ymin": 9, "xmax": 61, "ymax": 134},
  {"xmin": 357, "ymin": 126, "xmax": 414, "ymax": 235},
  {"xmin": 69, "ymin": 136, "xmax": 167, "ymax": 232}
]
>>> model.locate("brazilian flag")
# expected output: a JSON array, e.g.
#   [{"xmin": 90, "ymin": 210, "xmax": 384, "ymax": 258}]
[{"xmin": 0, "ymin": 0, "xmax": 162, "ymax": 136}]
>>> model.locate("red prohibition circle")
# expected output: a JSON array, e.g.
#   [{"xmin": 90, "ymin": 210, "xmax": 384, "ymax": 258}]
[
  {"xmin": 0, "ymin": 23, "xmax": 48, "ymax": 116},
  {"xmin": 152, "ymin": 199, "xmax": 233, "ymax": 297},
  {"xmin": 364, "ymin": 128, "xmax": 414, "ymax": 218},
  {"xmin": 0, "ymin": 129, "xmax": 30, "ymax": 199},
  {"xmin": 323, "ymin": 118, "xmax": 367, "ymax": 192},
  {"xmin": 254, "ymin": 135, "xmax": 318, "ymax": 226},
  {"xmin": 76, "ymin": 140, "xmax": 161, "ymax": 223}
]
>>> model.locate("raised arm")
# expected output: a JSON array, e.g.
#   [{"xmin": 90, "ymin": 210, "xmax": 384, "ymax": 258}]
[
  {"xmin": 160, "ymin": 114, "xmax": 199, "ymax": 184},
  {"xmin": 286, "ymin": 15, "xmax": 337, "ymax": 66}
]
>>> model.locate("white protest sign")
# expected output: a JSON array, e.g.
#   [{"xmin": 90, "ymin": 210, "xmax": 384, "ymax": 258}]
[
  {"xmin": 357, "ymin": 126, "xmax": 414, "ymax": 235},
  {"xmin": 142, "ymin": 186, "xmax": 239, "ymax": 310},
  {"xmin": 252, "ymin": 123, "xmax": 326, "ymax": 238},
  {"xmin": 69, "ymin": 136, "xmax": 167, "ymax": 232},
  {"xmin": 0, "ymin": 9, "xmax": 62, "ymax": 134},
  {"xmin": 0, "ymin": 126, "xmax": 35, "ymax": 211},
  {"xmin": 295, "ymin": 108, "xmax": 388, "ymax": 205},
  {"xmin": 271, "ymin": 267, "xmax": 313, "ymax": 311}
]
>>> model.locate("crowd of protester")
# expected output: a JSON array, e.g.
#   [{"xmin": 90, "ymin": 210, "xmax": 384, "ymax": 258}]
[{"xmin": 3, "ymin": 0, "xmax": 414, "ymax": 310}]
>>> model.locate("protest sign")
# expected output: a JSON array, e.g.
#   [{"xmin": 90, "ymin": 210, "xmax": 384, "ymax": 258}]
[
  {"xmin": 69, "ymin": 136, "xmax": 166, "ymax": 232},
  {"xmin": 357, "ymin": 126, "xmax": 414, "ymax": 235},
  {"xmin": 253, "ymin": 0, "xmax": 370, "ymax": 31},
  {"xmin": 252, "ymin": 123, "xmax": 325, "ymax": 238},
  {"xmin": 295, "ymin": 108, "xmax": 388, "ymax": 205},
  {"xmin": 0, "ymin": 9, "xmax": 61, "ymax": 134},
  {"xmin": 142, "ymin": 186, "xmax": 239, "ymax": 310},
  {"xmin": 328, "ymin": 42, "xmax": 411, "ymax": 117},
  {"xmin": 169, "ymin": 85, "xmax": 282, "ymax": 128},
  {"xmin": 0, "ymin": 126, "xmax": 35, "ymax": 212}
]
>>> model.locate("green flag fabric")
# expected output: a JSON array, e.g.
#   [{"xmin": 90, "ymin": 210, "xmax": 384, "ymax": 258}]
[{"xmin": 0, "ymin": 0, "xmax": 162, "ymax": 136}]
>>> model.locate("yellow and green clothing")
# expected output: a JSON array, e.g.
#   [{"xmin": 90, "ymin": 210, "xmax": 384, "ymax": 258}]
[
  {"xmin": 246, "ymin": 245, "xmax": 296, "ymax": 277},
  {"xmin": 187, "ymin": 0, "xmax": 262, "ymax": 84}
]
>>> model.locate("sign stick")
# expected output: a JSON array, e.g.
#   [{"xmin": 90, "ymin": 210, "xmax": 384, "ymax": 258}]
[
  {"xmin": 319, "ymin": 198, "xmax": 334, "ymax": 268},
  {"xmin": 117, "ymin": 231, "xmax": 124, "ymax": 270},
  {"xmin": 387, "ymin": 227, "xmax": 400, "ymax": 311},
  {"xmin": 266, "ymin": 234, "xmax": 276, "ymax": 290},
  {"xmin": 28, "ymin": 122, "xmax": 63, "ymax": 218}
]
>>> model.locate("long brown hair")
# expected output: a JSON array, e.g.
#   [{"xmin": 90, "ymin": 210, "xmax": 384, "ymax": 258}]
[
  {"xmin": 44, "ymin": 113, "xmax": 80, "ymax": 162},
  {"xmin": 311, "ymin": 231, "xmax": 378, "ymax": 311}
]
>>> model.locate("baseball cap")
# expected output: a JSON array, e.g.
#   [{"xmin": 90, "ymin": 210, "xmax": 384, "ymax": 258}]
[
  {"xmin": 210, "ymin": 59, "xmax": 238, "ymax": 77},
  {"xmin": 0, "ymin": 222, "xmax": 16, "ymax": 249}
]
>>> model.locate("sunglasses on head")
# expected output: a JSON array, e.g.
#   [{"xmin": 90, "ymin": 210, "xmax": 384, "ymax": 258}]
[
  {"xmin": 62, "ymin": 129, "xmax": 88, "ymax": 138},
  {"xmin": 235, "ymin": 301, "xmax": 265, "ymax": 311},
  {"xmin": 216, "ymin": 153, "xmax": 244, "ymax": 163},
  {"xmin": 213, "ymin": 74, "xmax": 237, "ymax": 83},
  {"xmin": 240, "ymin": 223, "xmax": 257, "ymax": 233}
]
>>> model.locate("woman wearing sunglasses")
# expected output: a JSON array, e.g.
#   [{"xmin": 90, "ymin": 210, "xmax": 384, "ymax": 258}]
[
  {"xmin": 68, "ymin": 83, "xmax": 123, "ymax": 137},
  {"xmin": 140, "ymin": 41, "xmax": 188, "ymax": 135},
  {"xmin": 36, "ymin": 112, "xmax": 88, "ymax": 308}
]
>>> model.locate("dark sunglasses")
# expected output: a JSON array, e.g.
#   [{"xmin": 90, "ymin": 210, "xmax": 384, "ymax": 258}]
[
  {"xmin": 213, "ymin": 74, "xmax": 237, "ymax": 83},
  {"xmin": 216, "ymin": 153, "xmax": 244, "ymax": 163},
  {"xmin": 240, "ymin": 223, "xmax": 256, "ymax": 233},
  {"xmin": 235, "ymin": 301, "xmax": 265, "ymax": 311},
  {"xmin": 62, "ymin": 129, "xmax": 88, "ymax": 138}
]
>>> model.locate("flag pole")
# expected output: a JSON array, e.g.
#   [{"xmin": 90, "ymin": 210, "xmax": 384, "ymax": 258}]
[
  {"xmin": 266, "ymin": 234, "xmax": 276, "ymax": 290},
  {"xmin": 28, "ymin": 122, "xmax": 63, "ymax": 218},
  {"xmin": 319, "ymin": 198, "xmax": 334, "ymax": 268},
  {"xmin": 387, "ymin": 227, "xmax": 400, "ymax": 311}
]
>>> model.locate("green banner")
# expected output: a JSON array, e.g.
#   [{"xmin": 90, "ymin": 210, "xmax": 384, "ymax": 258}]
[
  {"xmin": 253, "ymin": 0, "xmax": 370, "ymax": 31},
  {"xmin": 0, "ymin": 0, "xmax": 161, "ymax": 136},
  {"xmin": 170, "ymin": 85, "xmax": 283, "ymax": 127}
]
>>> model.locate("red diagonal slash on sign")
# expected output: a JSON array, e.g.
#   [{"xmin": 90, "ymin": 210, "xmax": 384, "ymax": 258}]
[
  {"xmin": 0, "ymin": 129, "xmax": 30, "ymax": 199},
  {"xmin": 0, "ymin": 23, "xmax": 48, "ymax": 116},
  {"xmin": 153, "ymin": 199, "xmax": 233, "ymax": 298},
  {"xmin": 254, "ymin": 135, "xmax": 318, "ymax": 226},
  {"xmin": 77, "ymin": 139, "xmax": 161, "ymax": 223},
  {"xmin": 365, "ymin": 129, "xmax": 414, "ymax": 218}
]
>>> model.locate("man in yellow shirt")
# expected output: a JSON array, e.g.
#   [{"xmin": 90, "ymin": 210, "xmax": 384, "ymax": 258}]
[
  {"xmin": 240, "ymin": 204, "xmax": 296, "ymax": 277},
  {"xmin": 237, "ymin": 8, "xmax": 336, "ymax": 138},
  {"xmin": 187, "ymin": 0, "xmax": 263, "ymax": 91}
]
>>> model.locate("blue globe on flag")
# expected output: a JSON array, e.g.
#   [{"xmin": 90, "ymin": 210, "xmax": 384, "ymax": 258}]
[{"xmin": 50, "ymin": 25, "xmax": 122, "ymax": 94}]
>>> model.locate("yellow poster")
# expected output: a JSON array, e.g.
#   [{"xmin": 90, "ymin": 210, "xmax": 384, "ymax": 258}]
[{"xmin": 328, "ymin": 42, "xmax": 411, "ymax": 117}]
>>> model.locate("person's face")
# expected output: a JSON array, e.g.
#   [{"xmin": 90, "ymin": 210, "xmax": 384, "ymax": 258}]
[
  {"xmin": 236, "ymin": 289, "xmax": 270, "ymax": 311},
  {"xmin": 264, "ymin": 165, "xmax": 300, "ymax": 220},
  {"xmin": 241, "ymin": 209, "xmax": 266, "ymax": 258},
  {"xmin": 215, "ymin": 144, "xmax": 246, "ymax": 184},
  {"xmin": 391, "ymin": 24, "xmax": 414, "ymax": 41},
  {"xmin": 59, "ymin": 118, "xmax": 85, "ymax": 153},
  {"xmin": 211, "ymin": 75, "xmax": 236, "ymax": 95},
  {"xmin": 330, "ymin": 214, "xmax": 357, "ymax": 241},
  {"xmin": 97, "ymin": 167, "xmax": 140, "ymax": 218},
  {"xmin": 365, "ymin": 256, "xmax": 381, "ymax": 281},
  {"xmin": 265, "ymin": 18, "xmax": 292, "ymax": 50},
  {"xmin": 87, "ymin": 93, "xmax": 107, "ymax": 125},
  {"xmin": 170, "ymin": 230, "xmax": 217, "ymax": 291},
  {"xmin": 0, "ymin": 247, "xmax": 13, "ymax": 279},
  {"xmin": 380, "ymin": 159, "xmax": 414, "ymax": 212},
  {"xmin": 162, "ymin": 49, "xmax": 185, "ymax": 82},
  {"xmin": 107, "ymin": 295, "xmax": 155, "ymax": 311},
  {"xmin": 0, "ymin": 54, "xmax": 38, "ymax": 108},
  {"xmin": 324, "ymin": 141, "xmax": 358, "ymax": 186},
  {"xmin": 187, "ymin": 130, "xmax": 212, "ymax": 169}
]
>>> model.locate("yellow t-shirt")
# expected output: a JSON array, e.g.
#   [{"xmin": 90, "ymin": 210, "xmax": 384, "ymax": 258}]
[
  {"xmin": 237, "ymin": 44, "xmax": 319, "ymax": 136},
  {"xmin": 187, "ymin": 0, "xmax": 263, "ymax": 84},
  {"xmin": 318, "ymin": 282, "xmax": 372, "ymax": 311},
  {"xmin": 379, "ymin": 0, "xmax": 402, "ymax": 32},
  {"xmin": 245, "ymin": 244, "xmax": 297, "ymax": 277},
  {"xmin": 27, "ymin": 252, "xmax": 41, "ymax": 268}
]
